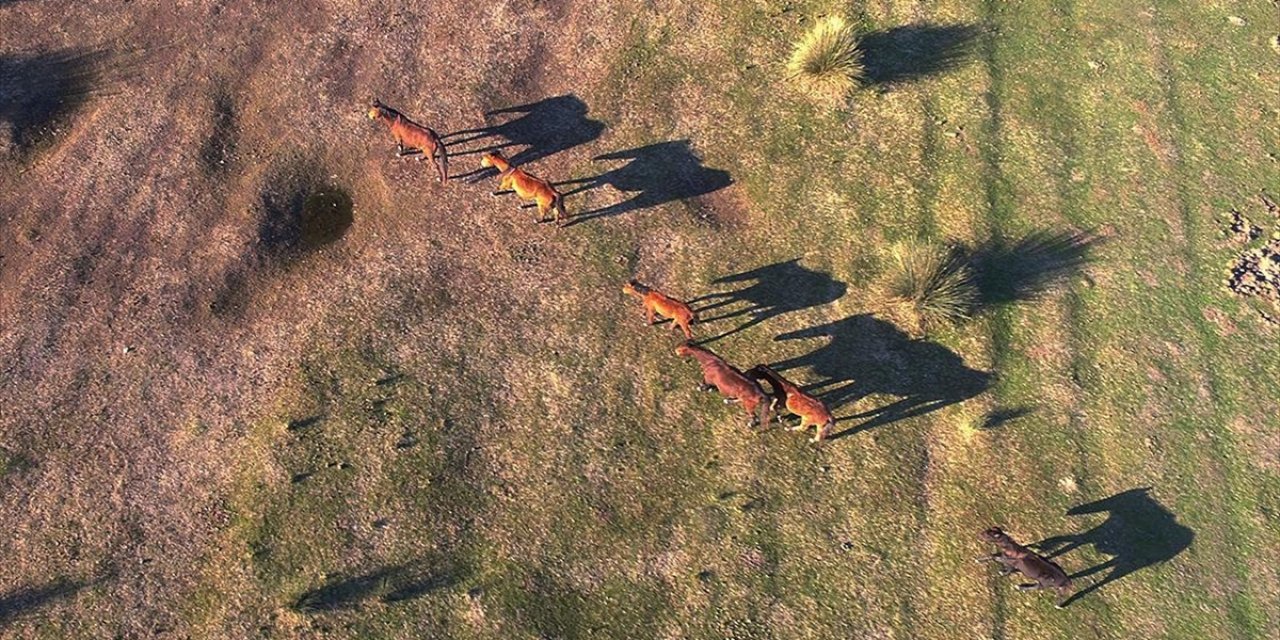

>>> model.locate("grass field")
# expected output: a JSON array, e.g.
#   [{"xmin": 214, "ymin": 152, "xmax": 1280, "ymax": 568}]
[{"xmin": 2, "ymin": 0, "xmax": 1279, "ymax": 638}]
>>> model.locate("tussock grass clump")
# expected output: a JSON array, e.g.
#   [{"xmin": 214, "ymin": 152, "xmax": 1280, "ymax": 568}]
[
  {"xmin": 787, "ymin": 16, "xmax": 865, "ymax": 100},
  {"xmin": 885, "ymin": 241, "xmax": 976, "ymax": 332}
]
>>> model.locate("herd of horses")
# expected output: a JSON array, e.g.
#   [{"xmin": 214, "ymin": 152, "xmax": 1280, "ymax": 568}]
[{"xmin": 368, "ymin": 99, "xmax": 1078, "ymax": 608}]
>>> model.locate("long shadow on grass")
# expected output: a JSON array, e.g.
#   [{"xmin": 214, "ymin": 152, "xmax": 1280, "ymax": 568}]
[
  {"xmin": 555, "ymin": 140, "xmax": 732, "ymax": 226},
  {"xmin": 1033, "ymin": 488, "xmax": 1193, "ymax": 608},
  {"xmin": 0, "ymin": 49, "xmax": 109, "ymax": 156},
  {"xmin": 859, "ymin": 23, "xmax": 982, "ymax": 85},
  {"xmin": 962, "ymin": 229, "xmax": 1099, "ymax": 310},
  {"xmin": 691, "ymin": 259, "xmax": 847, "ymax": 343},
  {"xmin": 444, "ymin": 94, "xmax": 604, "ymax": 181},
  {"xmin": 0, "ymin": 574, "xmax": 109, "ymax": 625},
  {"xmin": 771, "ymin": 314, "xmax": 991, "ymax": 437},
  {"xmin": 294, "ymin": 559, "xmax": 468, "ymax": 612}
]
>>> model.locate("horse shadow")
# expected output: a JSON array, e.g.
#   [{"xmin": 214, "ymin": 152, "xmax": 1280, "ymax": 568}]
[
  {"xmin": 444, "ymin": 94, "xmax": 604, "ymax": 179},
  {"xmin": 557, "ymin": 140, "xmax": 732, "ymax": 226},
  {"xmin": 962, "ymin": 229, "xmax": 1098, "ymax": 310},
  {"xmin": 0, "ymin": 49, "xmax": 109, "ymax": 156},
  {"xmin": 690, "ymin": 259, "xmax": 847, "ymax": 342},
  {"xmin": 770, "ymin": 314, "xmax": 991, "ymax": 436},
  {"xmin": 858, "ymin": 23, "xmax": 982, "ymax": 85},
  {"xmin": 1034, "ymin": 488, "xmax": 1194, "ymax": 607}
]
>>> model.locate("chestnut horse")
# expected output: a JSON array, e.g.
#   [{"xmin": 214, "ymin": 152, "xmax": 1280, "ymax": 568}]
[
  {"xmin": 622, "ymin": 280, "xmax": 697, "ymax": 340},
  {"xmin": 675, "ymin": 342, "xmax": 770, "ymax": 428},
  {"xmin": 746, "ymin": 364, "xmax": 834, "ymax": 442},
  {"xmin": 978, "ymin": 527, "xmax": 1073, "ymax": 608},
  {"xmin": 480, "ymin": 152, "xmax": 567, "ymax": 226},
  {"xmin": 367, "ymin": 100, "xmax": 448, "ymax": 183}
]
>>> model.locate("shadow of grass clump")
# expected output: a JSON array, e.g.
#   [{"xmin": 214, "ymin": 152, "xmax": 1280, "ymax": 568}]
[
  {"xmin": 257, "ymin": 166, "xmax": 354, "ymax": 262},
  {"xmin": 199, "ymin": 88, "xmax": 237, "ymax": 174},
  {"xmin": 0, "ymin": 49, "xmax": 108, "ymax": 157},
  {"xmin": 0, "ymin": 572, "xmax": 112, "ymax": 624},
  {"xmin": 964, "ymin": 230, "xmax": 1098, "ymax": 308},
  {"xmin": 293, "ymin": 560, "xmax": 468, "ymax": 612},
  {"xmin": 859, "ymin": 23, "xmax": 982, "ymax": 85}
]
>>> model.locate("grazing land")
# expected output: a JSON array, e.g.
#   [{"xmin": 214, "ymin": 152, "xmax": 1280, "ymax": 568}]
[{"xmin": 2, "ymin": 1, "xmax": 1278, "ymax": 638}]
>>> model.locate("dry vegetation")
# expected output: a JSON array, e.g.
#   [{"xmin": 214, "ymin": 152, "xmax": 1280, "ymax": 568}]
[{"xmin": 2, "ymin": 1, "xmax": 1279, "ymax": 639}]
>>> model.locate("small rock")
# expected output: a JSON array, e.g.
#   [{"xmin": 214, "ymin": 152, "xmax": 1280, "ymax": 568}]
[{"xmin": 1227, "ymin": 16, "xmax": 1246, "ymax": 26}]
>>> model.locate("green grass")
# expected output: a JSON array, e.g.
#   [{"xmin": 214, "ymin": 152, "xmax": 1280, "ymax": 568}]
[{"xmin": 174, "ymin": 1, "xmax": 1280, "ymax": 638}]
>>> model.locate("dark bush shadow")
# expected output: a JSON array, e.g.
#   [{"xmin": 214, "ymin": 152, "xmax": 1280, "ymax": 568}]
[
  {"xmin": 691, "ymin": 259, "xmax": 847, "ymax": 342},
  {"xmin": 444, "ymin": 94, "xmax": 604, "ymax": 179},
  {"xmin": 0, "ymin": 49, "xmax": 108, "ymax": 156},
  {"xmin": 1034, "ymin": 488, "xmax": 1194, "ymax": 607},
  {"xmin": 0, "ymin": 574, "xmax": 108, "ymax": 625},
  {"xmin": 257, "ymin": 170, "xmax": 354, "ymax": 262},
  {"xmin": 963, "ymin": 229, "xmax": 1098, "ymax": 309},
  {"xmin": 557, "ymin": 140, "xmax": 732, "ymax": 226},
  {"xmin": 771, "ymin": 314, "xmax": 991, "ymax": 436},
  {"xmin": 294, "ymin": 559, "xmax": 468, "ymax": 612},
  {"xmin": 859, "ymin": 23, "xmax": 982, "ymax": 85}
]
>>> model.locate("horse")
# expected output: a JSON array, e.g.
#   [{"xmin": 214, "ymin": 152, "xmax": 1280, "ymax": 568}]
[
  {"xmin": 675, "ymin": 342, "xmax": 770, "ymax": 428},
  {"xmin": 480, "ymin": 152, "xmax": 567, "ymax": 226},
  {"xmin": 977, "ymin": 527, "xmax": 1073, "ymax": 608},
  {"xmin": 367, "ymin": 100, "xmax": 448, "ymax": 183},
  {"xmin": 622, "ymin": 280, "xmax": 698, "ymax": 340},
  {"xmin": 746, "ymin": 364, "xmax": 833, "ymax": 443}
]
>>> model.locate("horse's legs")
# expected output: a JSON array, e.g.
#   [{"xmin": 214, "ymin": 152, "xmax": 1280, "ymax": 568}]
[
  {"xmin": 1017, "ymin": 583, "xmax": 1045, "ymax": 592},
  {"xmin": 974, "ymin": 553, "xmax": 1001, "ymax": 564},
  {"xmin": 699, "ymin": 383, "xmax": 716, "ymax": 392},
  {"xmin": 1054, "ymin": 586, "xmax": 1072, "ymax": 608},
  {"xmin": 645, "ymin": 307, "xmax": 656, "ymax": 325}
]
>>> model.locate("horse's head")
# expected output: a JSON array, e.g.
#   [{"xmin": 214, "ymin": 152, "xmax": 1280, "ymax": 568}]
[
  {"xmin": 623, "ymin": 279, "xmax": 649, "ymax": 297},
  {"xmin": 367, "ymin": 100, "xmax": 388, "ymax": 120},
  {"xmin": 480, "ymin": 152, "xmax": 506, "ymax": 169},
  {"xmin": 981, "ymin": 527, "xmax": 1013, "ymax": 547},
  {"xmin": 675, "ymin": 342, "xmax": 696, "ymax": 358}
]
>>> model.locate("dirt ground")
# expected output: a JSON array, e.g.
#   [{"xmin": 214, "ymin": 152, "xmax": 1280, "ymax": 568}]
[{"xmin": 1, "ymin": 0, "xmax": 640, "ymax": 633}]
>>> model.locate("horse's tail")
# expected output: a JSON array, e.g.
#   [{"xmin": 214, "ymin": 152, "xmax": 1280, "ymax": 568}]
[
  {"xmin": 756, "ymin": 396, "xmax": 771, "ymax": 430},
  {"xmin": 437, "ymin": 144, "xmax": 449, "ymax": 182},
  {"xmin": 554, "ymin": 191, "xmax": 568, "ymax": 224}
]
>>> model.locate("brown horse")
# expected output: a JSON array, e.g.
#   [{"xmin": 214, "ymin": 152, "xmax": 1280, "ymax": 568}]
[
  {"xmin": 367, "ymin": 100, "xmax": 448, "ymax": 183},
  {"xmin": 978, "ymin": 527, "xmax": 1073, "ymax": 608},
  {"xmin": 746, "ymin": 365, "xmax": 834, "ymax": 443},
  {"xmin": 675, "ymin": 342, "xmax": 770, "ymax": 428},
  {"xmin": 622, "ymin": 280, "xmax": 697, "ymax": 340},
  {"xmin": 480, "ymin": 152, "xmax": 567, "ymax": 226}
]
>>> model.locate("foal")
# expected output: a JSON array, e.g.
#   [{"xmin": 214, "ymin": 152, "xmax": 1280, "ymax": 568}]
[
  {"xmin": 480, "ymin": 152, "xmax": 567, "ymax": 226},
  {"xmin": 978, "ymin": 527, "xmax": 1073, "ymax": 608},
  {"xmin": 675, "ymin": 343, "xmax": 770, "ymax": 428},
  {"xmin": 367, "ymin": 100, "xmax": 448, "ymax": 183},
  {"xmin": 622, "ymin": 280, "xmax": 697, "ymax": 340},
  {"xmin": 746, "ymin": 365, "xmax": 833, "ymax": 443}
]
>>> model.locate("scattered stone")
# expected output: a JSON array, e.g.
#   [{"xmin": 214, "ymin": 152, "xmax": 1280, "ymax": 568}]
[
  {"xmin": 1226, "ymin": 236, "xmax": 1280, "ymax": 311},
  {"xmin": 1271, "ymin": 35, "xmax": 1280, "ymax": 54},
  {"xmin": 1227, "ymin": 16, "xmax": 1246, "ymax": 26},
  {"xmin": 1261, "ymin": 192, "xmax": 1278, "ymax": 218},
  {"xmin": 1223, "ymin": 209, "xmax": 1262, "ymax": 242}
]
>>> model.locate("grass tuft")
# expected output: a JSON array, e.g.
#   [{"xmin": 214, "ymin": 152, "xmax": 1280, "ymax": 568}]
[
  {"xmin": 787, "ymin": 16, "xmax": 865, "ymax": 100},
  {"xmin": 884, "ymin": 241, "xmax": 977, "ymax": 332}
]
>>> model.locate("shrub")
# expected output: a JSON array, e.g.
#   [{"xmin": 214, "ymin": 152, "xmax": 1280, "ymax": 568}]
[
  {"xmin": 787, "ymin": 16, "xmax": 865, "ymax": 100},
  {"xmin": 885, "ymin": 241, "xmax": 976, "ymax": 332}
]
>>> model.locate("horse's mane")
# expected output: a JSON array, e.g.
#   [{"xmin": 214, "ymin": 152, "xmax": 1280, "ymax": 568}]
[{"xmin": 372, "ymin": 103, "xmax": 419, "ymax": 127}]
